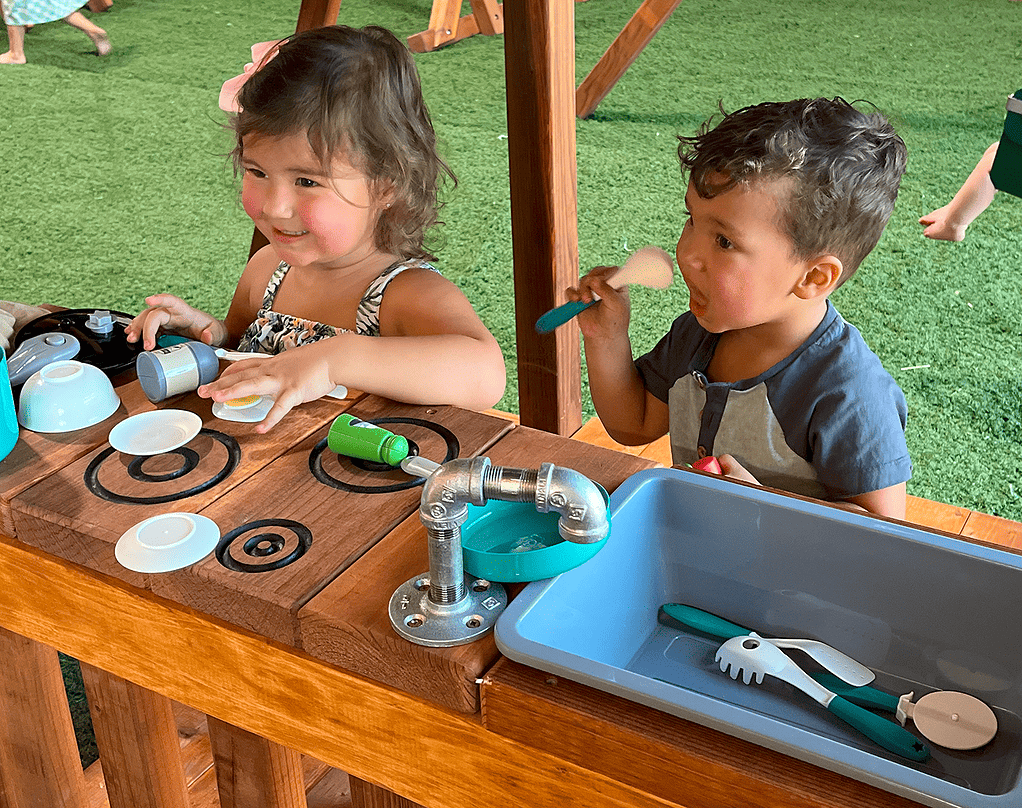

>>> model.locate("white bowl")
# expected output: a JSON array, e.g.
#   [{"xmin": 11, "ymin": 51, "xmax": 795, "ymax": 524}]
[{"xmin": 17, "ymin": 360, "xmax": 121, "ymax": 433}]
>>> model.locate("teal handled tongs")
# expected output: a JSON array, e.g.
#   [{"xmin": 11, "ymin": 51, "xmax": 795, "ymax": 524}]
[{"xmin": 659, "ymin": 603, "xmax": 875, "ymax": 686}]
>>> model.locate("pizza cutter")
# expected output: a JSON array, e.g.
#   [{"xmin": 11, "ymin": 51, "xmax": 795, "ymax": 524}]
[{"xmin": 811, "ymin": 672, "xmax": 998, "ymax": 751}]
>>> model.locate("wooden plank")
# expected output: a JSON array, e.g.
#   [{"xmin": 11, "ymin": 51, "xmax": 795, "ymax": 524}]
[
  {"xmin": 639, "ymin": 434, "xmax": 672, "ymax": 465},
  {"xmin": 150, "ymin": 399, "xmax": 513, "ymax": 646},
  {"xmin": 961, "ymin": 509, "xmax": 1022, "ymax": 551},
  {"xmin": 576, "ymin": 0, "xmax": 685, "ymax": 118},
  {"xmin": 481, "ymin": 658, "xmax": 921, "ymax": 808},
  {"xmin": 78, "ymin": 664, "xmax": 190, "ymax": 808},
  {"xmin": 80, "ymin": 701, "xmax": 346, "ymax": 808},
  {"xmin": 571, "ymin": 416, "xmax": 648, "ymax": 455},
  {"xmin": 10, "ymin": 387, "xmax": 348, "ymax": 587},
  {"xmin": 0, "ymin": 627, "xmax": 89, "ymax": 808},
  {"xmin": 504, "ymin": 0, "xmax": 582, "ymax": 435},
  {"xmin": 299, "ymin": 424, "xmax": 656, "ymax": 713},
  {"xmin": 0, "ymin": 381, "xmax": 154, "ymax": 538},
  {"xmin": 904, "ymin": 495, "xmax": 970, "ymax": 535},
  {"xmin": 207, "ymin": 717, "xmax": 305, "ymax": 808},
  {"xmin": 0, "ymin": 536, "xmax": 679, "ymax": 808},
  {"xmin": 468, "ymin": 0, "xmax": 503, "ymax": 36}
]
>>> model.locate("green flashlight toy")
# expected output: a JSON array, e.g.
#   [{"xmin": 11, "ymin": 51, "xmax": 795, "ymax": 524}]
[{"xmin": 327, "ymin": 413, "xmax": 410, "ymax": 466}]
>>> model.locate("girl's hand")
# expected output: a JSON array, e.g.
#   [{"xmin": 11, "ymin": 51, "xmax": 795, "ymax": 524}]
[
  {"xmin": 717, "ymin": 454, "xmax": 761, "ymax": 486},
  {"xmin": 126, "ymin": 294, "xmax": 227, "ymax": 351},
  {"xmin": 197, "ymin": 342, "xmax": 336, "ymax": 433},
  {"xmin": 567, "ymin": 265, "xmax": 631, "ymax": 341}
]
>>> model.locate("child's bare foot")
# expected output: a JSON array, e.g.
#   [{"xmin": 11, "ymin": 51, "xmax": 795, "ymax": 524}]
[
  {"xmin": 88, "ymin": 29, "xmax": 111, "ymax": 56},
  {"xmin": 0, "ymin": 51, "xmax": 27, "ymax": 64}
]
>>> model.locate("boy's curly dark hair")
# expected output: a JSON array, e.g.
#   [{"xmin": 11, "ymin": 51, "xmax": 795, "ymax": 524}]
[
  {"xmin": 229, "ymin": 25, "xmax": 455, "ymax": 261},
  {"xmin": 678, "ymin": 98, "xmax": 907, "ymax": 283}
]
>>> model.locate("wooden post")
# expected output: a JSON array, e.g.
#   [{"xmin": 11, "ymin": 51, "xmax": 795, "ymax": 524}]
[
  {"xmin": 207, "ymin": 716, "xmax": 306, "ymax": 808},
  {"xmin": 78, "ymin": 664, "xmax": 191, "ymax": 808},
  {"xmin": 504, "ymin": 0, "xmax": 583, "ymax": 435},
  {"xmin": 0, "ymin": 628, "xmax": 88, "ymax": 808},
  {"xmin": 576, "ymin": 0, "xmax": 685, "ymax": 119}
]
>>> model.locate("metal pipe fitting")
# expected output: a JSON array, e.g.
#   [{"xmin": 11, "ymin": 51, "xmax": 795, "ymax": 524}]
[{"xmin": 390, "ymin": 457, "xmax": 609, "ymax": 647}]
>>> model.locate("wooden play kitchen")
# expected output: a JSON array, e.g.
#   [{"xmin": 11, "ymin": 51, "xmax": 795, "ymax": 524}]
[{"xmin": 1, "ymin": 362, "xmax": 1020, "ymax": 808}]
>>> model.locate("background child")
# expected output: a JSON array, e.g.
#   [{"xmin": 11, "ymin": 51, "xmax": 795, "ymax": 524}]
[
  {"xmin": 568, "ymin": 98, "xmax": 912, "ymax": 519},
  {"xmin": 919, "ymin": 142, "xmax": 999, "ymax": 241},
  {"xmin": 127, "ymin": 25, "xmax": 505, "ymax": 431}
]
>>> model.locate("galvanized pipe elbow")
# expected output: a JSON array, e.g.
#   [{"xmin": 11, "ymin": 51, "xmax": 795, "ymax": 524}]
[{"xmin": 534, "ymin": 462, "xmax": 609, "ymax": 544}]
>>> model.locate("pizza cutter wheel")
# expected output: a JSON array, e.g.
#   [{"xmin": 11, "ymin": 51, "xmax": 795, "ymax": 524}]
[{"xmin": 896, "ymin": 690, "xmax": 998, "ymax": 750}]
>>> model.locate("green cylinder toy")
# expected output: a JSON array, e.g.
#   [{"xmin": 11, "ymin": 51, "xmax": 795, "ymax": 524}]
[
  {"xmin": 327, "ymin": 414, "xmax": 410, "ymax": 466},
  {"xmin": 990, "ymin": 89, "xmax": 1022, "ymax": 198}
]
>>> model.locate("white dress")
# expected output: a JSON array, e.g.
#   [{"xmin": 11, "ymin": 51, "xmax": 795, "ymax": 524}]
[{"xmin": 2, "ymin": 0, "xmax": 85, "ymax": 26}]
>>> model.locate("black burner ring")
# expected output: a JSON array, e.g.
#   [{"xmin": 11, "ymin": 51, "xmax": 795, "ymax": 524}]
[
  {"xmin": 310, "ymin": 417, "xmax": 459, "ymax": 494},
  {"xmin": 216, "ymin": 519, "xmax": 312, "ymax": 573},
  {"xmin": 127, "ymin": 448, "xmax": 200, "ymax": 482},
  {"xmin": 84, "ymin": 428, "xmax": 240, "ymax": 505}
]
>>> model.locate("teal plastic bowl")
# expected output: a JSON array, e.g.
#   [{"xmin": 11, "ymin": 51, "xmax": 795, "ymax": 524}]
[{"xmin": 460, "ymin": 485, "xmax": 611, "ymax": 582}]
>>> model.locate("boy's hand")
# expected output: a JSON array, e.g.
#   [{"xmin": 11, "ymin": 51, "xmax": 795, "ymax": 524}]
[
  {"xmin": 126, "ymin": 294, "xmax": 227, "ymax": 351},
  {"xmin": 197, "ymin": 342, "xmax": 336, "ymax": 433},
  {"xmin": 568, "ymin": 265, "xmax": 631, "ymax": 340},
  {"xmin": 717, "ymin": 454, "xmax": 761, "ymax": 485},
  {"xmin": 919, "ymin": 205, "xmax": 968, "ymax": 242}
]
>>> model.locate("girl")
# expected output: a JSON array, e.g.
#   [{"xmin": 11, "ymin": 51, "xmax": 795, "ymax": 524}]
[
  {"xmin": 1, "ymin": 1, "xmax": 111, "ymax": 64},
  {"xmin": 127, "ymin": 25, "xmax": 506, "ymax": 431}
]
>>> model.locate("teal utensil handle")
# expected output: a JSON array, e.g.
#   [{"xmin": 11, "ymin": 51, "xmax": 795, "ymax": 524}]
[
  {"xmin": 810, "ymin": 673, "xmax": 901, "ymax": 713},
  {"xmin": 827, "ymin": 695, "xmax": 930, "ymax": 761},
  {"xmin": 660, "ymin": 603, "xmax": 749, "ymax": 640},
  {"xmin": 535, "ymin": 300, "xmax": 594, "ymax": 334}
]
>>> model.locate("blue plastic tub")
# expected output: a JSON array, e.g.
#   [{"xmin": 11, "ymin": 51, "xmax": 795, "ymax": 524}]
[{"xmin": 496, "ymin": 468, "xmax": 1022, "ymax": 807}]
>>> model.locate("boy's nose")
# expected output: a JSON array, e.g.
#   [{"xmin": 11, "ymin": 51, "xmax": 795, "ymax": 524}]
[{"xmin": 676, "ymin": 235, "xmax": 700, "ymax": 272}]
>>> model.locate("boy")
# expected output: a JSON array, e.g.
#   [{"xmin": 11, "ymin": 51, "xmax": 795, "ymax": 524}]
[{"xmin": 569, "ymin": 97, "xmax": 911, "ymax": 519}]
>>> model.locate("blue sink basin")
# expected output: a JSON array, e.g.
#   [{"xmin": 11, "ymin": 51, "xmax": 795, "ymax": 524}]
[{"xmin": 496, "ymin": 468, "xmax": 1022, "ymax": 808}]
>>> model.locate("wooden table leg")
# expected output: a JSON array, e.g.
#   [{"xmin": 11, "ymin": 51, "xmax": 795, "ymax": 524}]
[
  {"xmin": 504, "ymin": 0, "xmax": 583, "ymax": 435},
  {"xmin": 78, "ymin": 663, "xmax": 190, "ymax": 808},
  {"xmin": 576, "ymin": 0, "xmax": 685, "ymax": 118},
  {"xmin": 207, "ymin": 716, "xmax": 306, "ymax": 807},
  {"xmin": 0, "ymin": 627, "xmax": 88, "ymax": 808}
]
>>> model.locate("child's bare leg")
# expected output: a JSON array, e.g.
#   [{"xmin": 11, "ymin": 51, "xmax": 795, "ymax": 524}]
[
  {"xmin": 0, "ymin": 24, "xmax": 27, "ymax": 64},
  {"xmin": 63, "ymin": 11, "xmax": 111, "ymax": 56}
]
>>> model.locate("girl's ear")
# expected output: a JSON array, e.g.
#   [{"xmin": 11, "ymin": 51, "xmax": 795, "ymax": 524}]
[
  {"xmin": 794, "ymin": 255, "xmax": 842, "ymax": 299},
  {"xmin": 373, "ymin": 179, "xmax": 396, "ymax": 209}
]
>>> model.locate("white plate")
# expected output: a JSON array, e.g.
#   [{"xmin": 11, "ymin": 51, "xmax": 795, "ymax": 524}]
[
  {"xmin": 213, "ymin": 394, "xmax": 275, "ymax": 423},
  {"xmin": 109, "ymin": 410, "xmax": 203, "ymax": 456},
  {"xmin": 115, "ymin": 512, "xmax": 220, "ymax": 573}
]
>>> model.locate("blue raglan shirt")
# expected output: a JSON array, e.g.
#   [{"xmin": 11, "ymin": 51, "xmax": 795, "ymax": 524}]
[{"xmin": 635, "ymin": 301, "xmax": 912, "ymax": 499}]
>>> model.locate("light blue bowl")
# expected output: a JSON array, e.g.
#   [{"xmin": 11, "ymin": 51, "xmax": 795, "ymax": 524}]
[{"xmin": 460, "ymin": 485, "xmax": 610, "ymax": 582}]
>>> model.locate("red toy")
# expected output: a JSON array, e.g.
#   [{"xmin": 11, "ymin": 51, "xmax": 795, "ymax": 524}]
[{"xmin": 691, "ymin": 456, "xmax": 723, "ymax": 475}]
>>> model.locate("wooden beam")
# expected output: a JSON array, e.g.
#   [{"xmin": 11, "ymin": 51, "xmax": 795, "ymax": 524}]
[
  {"xmin": 504, "ymin": 0, "xmax": 582, "ymax": 435},
  {"xmin": 0, "ymin": 535, "xmax": 675, "ymax": 808},
  {"xmin": 79, "ymin": 664, "xmax": 191, "ymax": 808},
  {"xmin": 0, "ymin": 627, "xmax": 88, "ymax": 808},
  {"xmin": 576, "ymin": 0, "xmax": 684, "ymax": 119}
]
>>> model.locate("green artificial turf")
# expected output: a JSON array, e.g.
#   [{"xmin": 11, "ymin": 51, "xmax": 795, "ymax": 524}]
[{"xmin": 3, "ymin": 0, "xmax": 1022, "ymax": 766}]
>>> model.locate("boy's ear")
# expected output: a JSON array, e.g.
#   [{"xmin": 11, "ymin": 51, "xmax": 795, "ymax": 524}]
[{"xmin": 794, "ymin": 255, "xmax": 842, "ymax": 299}]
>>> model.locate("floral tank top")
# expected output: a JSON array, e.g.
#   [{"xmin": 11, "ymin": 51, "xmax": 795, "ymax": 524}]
[{"xmin": 237, "ymin": 259, "xmax": 437, "ymax": 353}]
